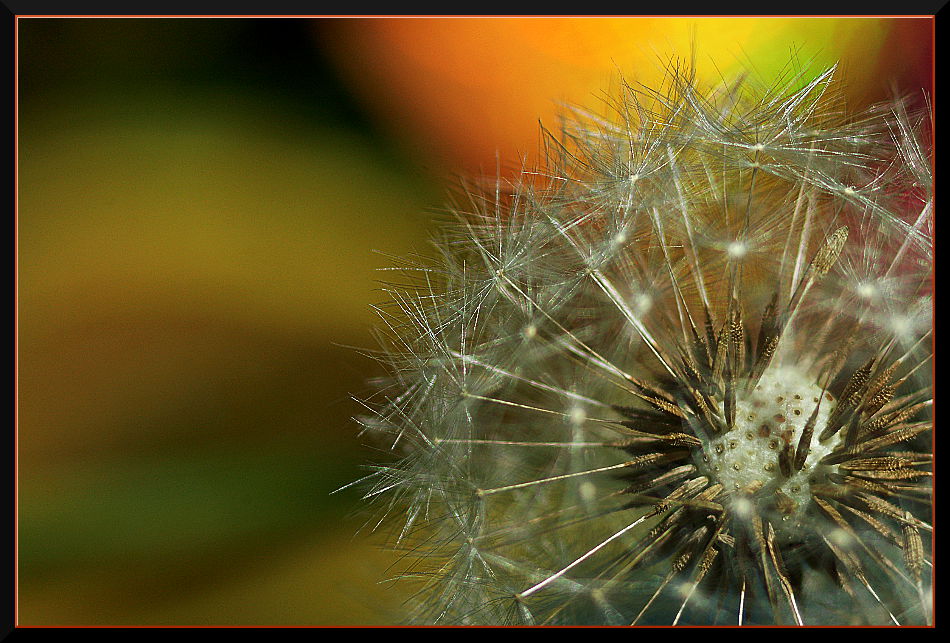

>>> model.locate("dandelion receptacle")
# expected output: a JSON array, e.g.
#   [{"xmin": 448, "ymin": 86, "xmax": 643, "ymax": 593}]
[{"xmin": 351, "ymin": 61, "xmax": 933, "ymax": 625}]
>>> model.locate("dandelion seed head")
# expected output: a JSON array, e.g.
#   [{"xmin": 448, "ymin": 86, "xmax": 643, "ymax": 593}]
[
  {"xmin": 705, "ymin": 365, "xmax": 839, "ymax": 522},
  {"xmin": 353, "ymin": 60, "xmax": 932, "ymax": 625}
]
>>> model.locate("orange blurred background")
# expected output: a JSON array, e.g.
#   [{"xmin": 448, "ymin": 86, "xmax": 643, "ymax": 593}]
[
  {"xmin": 17, "ymin": 17, "xmax": 933, "ymax": 625},
  {"xmin": 322, "ymin": 17, "xmax": 932, "ymax": 174}
]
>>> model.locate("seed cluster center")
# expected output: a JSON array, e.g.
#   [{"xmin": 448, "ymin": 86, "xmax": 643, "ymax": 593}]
[{"xmin": 702, "ymin": 366, "xmax": 840, "ymax": 519}]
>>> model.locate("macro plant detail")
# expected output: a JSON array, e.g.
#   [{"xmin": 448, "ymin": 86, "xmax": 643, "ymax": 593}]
[{"xmin": 352, "ymin": 62, "xmax": 933, "ymax": 625}]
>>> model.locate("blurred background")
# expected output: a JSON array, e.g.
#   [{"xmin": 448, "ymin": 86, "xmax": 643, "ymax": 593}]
[{"xmin": 17, "ymin": 17, "xmax": 932, "ymax": 625}]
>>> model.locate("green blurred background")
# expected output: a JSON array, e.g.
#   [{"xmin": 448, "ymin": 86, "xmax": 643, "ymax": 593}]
[
  {"xmin": 17, "ymin": 17, "xmax": 932, "ymax": 626},
  {"xmin": 18, "ymin": 18, "xmax": 440, "ymax": 625}
]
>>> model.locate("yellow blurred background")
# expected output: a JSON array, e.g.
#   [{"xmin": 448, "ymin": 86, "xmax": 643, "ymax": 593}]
[{"xmin": 17, "ymin": 17, "xmax": 932, "ymax": 625}]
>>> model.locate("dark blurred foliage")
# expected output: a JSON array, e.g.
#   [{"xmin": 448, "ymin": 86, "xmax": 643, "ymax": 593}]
[{"xmin": 18, "ymin": 18, "xmax": 439, "ymax": 625}]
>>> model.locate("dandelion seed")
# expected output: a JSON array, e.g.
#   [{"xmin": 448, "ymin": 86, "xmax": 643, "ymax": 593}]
[{"xmin": 352, "ymin": 60, "xmax": 932, "ymax": 625}]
